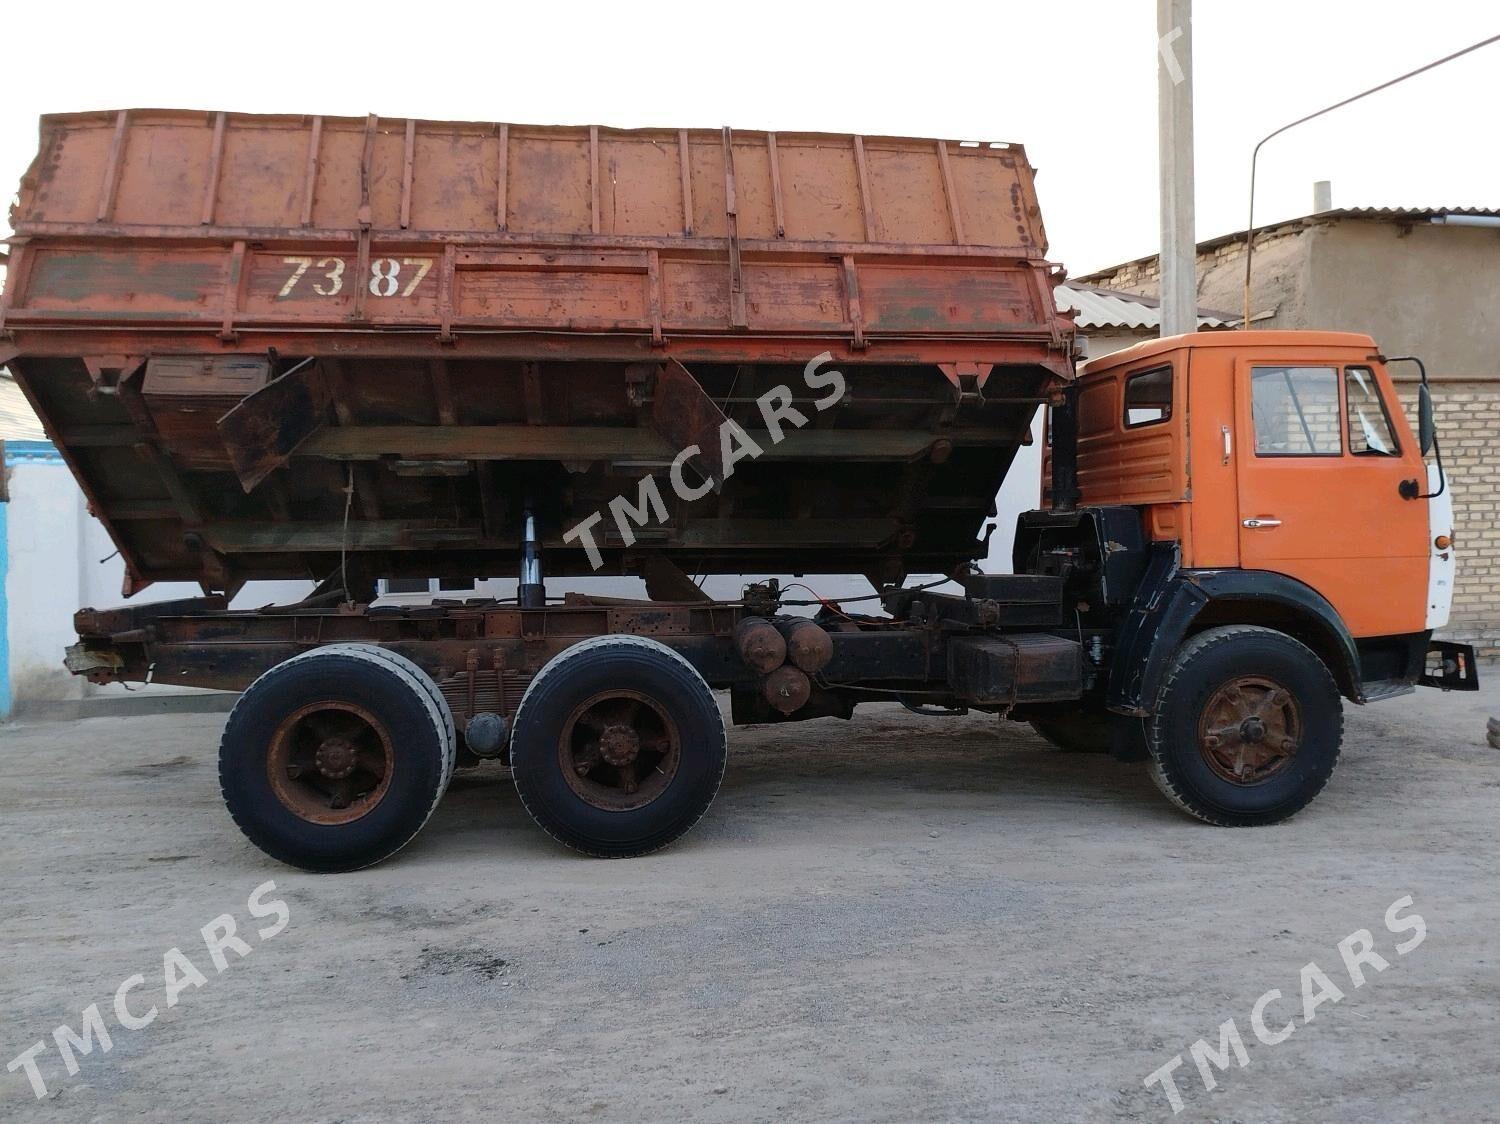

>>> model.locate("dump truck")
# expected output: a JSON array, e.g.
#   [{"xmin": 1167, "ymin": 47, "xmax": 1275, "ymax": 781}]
[{"xmin": 1, "ymin": 108, "xmax": 1478, "ymax": 870}]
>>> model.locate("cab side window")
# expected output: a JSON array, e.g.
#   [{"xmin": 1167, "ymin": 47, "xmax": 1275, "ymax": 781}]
[
  {"xmin": 1123, "ymin": 365, "xmax": 1172, "ymax": 427},
  {"xmin": 1250, "ymin": 366, "xmax": 1341, "ymax": 456},
  {"xmin": 1344, "ymin": 366, "xmax": 1400, "ymax": 456}
]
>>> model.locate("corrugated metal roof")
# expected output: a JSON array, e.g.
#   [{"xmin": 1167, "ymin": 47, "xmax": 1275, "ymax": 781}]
[
  {"xmin": 1187, "ymin": 206, "xmax": 1500, "ymax": 255},
  {"xmin": 1057, "ymin": 282, "xmax": 1234, "ymax": 332},
  {"xmin": 1079, "ymin": 206, "xmax": 1500, "ymax": 281},
  {"xmin": 1315, "ymin": 206, "xmax": 1500, "ymax": 219},
  {"xmin": 0, "ymin": 372, "xmax": 47, "ymax": 441}
]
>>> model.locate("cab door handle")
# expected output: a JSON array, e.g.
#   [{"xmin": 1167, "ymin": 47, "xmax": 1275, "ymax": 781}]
[{"xmin": 1242, "ymin": 517, "xmax": 1282, "ymax": 529}]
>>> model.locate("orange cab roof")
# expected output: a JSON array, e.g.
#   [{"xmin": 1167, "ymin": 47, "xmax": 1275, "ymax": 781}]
[{"xmin": 1081, "ymin": 330, "xmax": 1379, "ymax": 376}]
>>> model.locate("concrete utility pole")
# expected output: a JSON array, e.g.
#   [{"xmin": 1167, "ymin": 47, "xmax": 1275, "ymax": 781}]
[{"xmin": 1156, "ymin": 0, "xmax": 1196, "ymax": 337}]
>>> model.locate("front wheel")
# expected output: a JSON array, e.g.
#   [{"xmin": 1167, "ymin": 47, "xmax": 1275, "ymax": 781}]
[
  {"xmin": 1147, "ymin": 626, "xmax": 1343, "ymax": 826},
  {"xmin": 510, "ymin": 636, "xmax": 727, "ymax": 857}
]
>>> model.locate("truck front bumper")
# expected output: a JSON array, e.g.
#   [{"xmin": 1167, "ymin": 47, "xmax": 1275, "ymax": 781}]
[{"xmin": 1420, "ymin": 640, "xmax": 1480, "ymax": 691}]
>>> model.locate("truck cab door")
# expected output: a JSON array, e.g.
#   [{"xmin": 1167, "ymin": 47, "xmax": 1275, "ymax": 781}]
[{"xmin": 1233, "ymin": 359, "xmax": 1428, "ymax": 638}]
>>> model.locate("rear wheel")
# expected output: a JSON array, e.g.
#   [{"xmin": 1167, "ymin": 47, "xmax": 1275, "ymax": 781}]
[
  {"xmin": 219, "ymin": 645, "xmax": 454, "ymax": 871},
  {"xmin": 510, "ymin": 636, "xmax": 727, "ymax": 857},
  {"xmin": 1147, "ymin": 626, "xmax": 1342, "ymax": 826}
]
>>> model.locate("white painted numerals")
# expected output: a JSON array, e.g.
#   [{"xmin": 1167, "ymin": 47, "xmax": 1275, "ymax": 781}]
[
  {"xmin": 369, "ymin": 257, "xmax": 400, "ymax": 296},
  {"xmin": 314, "ymin": 257, "xmax": 345, "ymax": 295},
  {"xmin": 277, "ymin": 256, "xmax": 430, "ymax": 299}
]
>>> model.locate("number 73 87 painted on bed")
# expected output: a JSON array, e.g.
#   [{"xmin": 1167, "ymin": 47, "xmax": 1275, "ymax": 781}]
[{"xmin": 277, "ymin": 256, "xmax": 432, "ymax": 299}]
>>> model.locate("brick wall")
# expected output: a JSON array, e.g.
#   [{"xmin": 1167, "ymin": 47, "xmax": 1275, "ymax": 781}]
[
  {"xmin": 1080, "ymin": 226, "xmax": 1307, "ymax": 316},
  {"xmin": 1399, "ymin": 379, "xmax": 1500, "ymax": 657}
]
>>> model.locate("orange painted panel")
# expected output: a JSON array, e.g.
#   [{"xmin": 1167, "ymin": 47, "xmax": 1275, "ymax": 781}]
[
  {"xmin": 113, "ymin": 121, "xmax": 215, "ymax": 226},
  {"xmin": 866, "ymin": 145, "xmax": 953, "ymax": 244},
  {"xmin": 455, "ymin": 252, "xmax": 650, "ymax": 329},
  {"xmin": 948, "ymin": 145, "xmax": 1045, "ymax": 256},
  {"xmin": 25, "ymin": 118, "xmax": 115, "ymax": 223},
  {"xmin": 409, "ymin": 127, "xmax": 499, "ymax": 232},
  {"xmin": 1071, "ymin": 357, "xmax": 1184, "ymax": 508},
  {"xmin": 774, "ymin": 138, "xmax": 865, "ymax": 241},
  {"xmin": 599, "ymin": 134, "xmax": 683, "ymax": 236},
  {"xmin": 684, "ymin": 138, "xmax": 730, "ymax": 238},
  {"xmin": 1232, "ymin": 354, "xmax": 1429, "ymax": 637},
  {"xmin": 308, "ymin": 122, "xmax": 365, "ymax": 229},
  {"xmin": 1181, "ymin": 345, "xmax": 1241, "ymax": 568},
  {"xmin": 742, "ymin": 263, "xmax": 845, "ymax": 330},
  {"xmin": 24, "ymin": 246, "xmax": 225, "ymax": 314},
  {"xmin": 858, "ymin": 265, "xmax": 1042, "ymax": 332},
  {"xmin": 728, "ymin": 141, "xmax": 777, "ymax": 240},
  {"xmin": 214, "ymin": 124, "xmax": 306, "ymax": 228},
  {"xmin": 20, "ymin": 111, "xmax": 1044, "ymax": 251},
  {"xmin": 10, "ymin": 110, "xmax": 1062, "ymax": 349},
  {"xmin": 659, "ymin": 260, "xmax": 731, "ymax": 327},
  {"xmin": 508, "ymin": 132, "xmax": 592, "ymax": 235}
]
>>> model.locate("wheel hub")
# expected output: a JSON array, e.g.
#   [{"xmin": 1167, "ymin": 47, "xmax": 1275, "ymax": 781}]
[
  {"xmin": 598, "ymin": 724, "xmax": 640, "ymax": 766},
  {"xmin": 560, "ymin": 691, "xmax": 681, "ymax": 811},
  {"xmin": 266, "ymin": 701, "xmax": 394, "ymax": 825},
  {"xmin": 314, "ymin": 736, "xmax": 358, "ymax": 779},
  {"xmin": 1196, "ymin": 675, "xmax": 1301, "ymax": 785}
]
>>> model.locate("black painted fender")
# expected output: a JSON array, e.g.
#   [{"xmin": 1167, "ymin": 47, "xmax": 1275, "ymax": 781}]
[{"xmin": 1106, "ymin": 553, "xmax": 1364, "ymax": 715}]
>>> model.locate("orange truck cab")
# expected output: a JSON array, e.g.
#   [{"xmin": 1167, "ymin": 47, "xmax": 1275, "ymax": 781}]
[{"xmin": 1019, "ymin": 329, "xmax": 1476, "ymax": 823}]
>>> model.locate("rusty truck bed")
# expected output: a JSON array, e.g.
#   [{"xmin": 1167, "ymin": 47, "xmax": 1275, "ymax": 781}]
[{"xmin": 2, "ymin": 109, "xmax": 1073, "ymax": 595}]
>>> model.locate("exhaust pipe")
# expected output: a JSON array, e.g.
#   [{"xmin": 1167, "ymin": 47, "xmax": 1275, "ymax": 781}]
[{"xmin": 1049, "ymin": 386, "xmax": 1081, "ymax": 513}]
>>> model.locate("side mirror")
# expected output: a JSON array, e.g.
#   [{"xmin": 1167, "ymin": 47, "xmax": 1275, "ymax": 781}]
[{"xmin": 1418, "ymin": 383, "xmax": 1435, "ymax": 456}]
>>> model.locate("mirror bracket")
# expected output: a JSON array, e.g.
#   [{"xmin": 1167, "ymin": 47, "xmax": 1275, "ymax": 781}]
[{"xmin": 1385, "ymin": 355, "xmax": 1446, "ymax": 500}]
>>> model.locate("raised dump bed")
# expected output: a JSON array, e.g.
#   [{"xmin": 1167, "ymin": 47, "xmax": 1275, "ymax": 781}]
[{"xmin": 2, "ymin": 109, "xmax": 1072, "ymax": 596}]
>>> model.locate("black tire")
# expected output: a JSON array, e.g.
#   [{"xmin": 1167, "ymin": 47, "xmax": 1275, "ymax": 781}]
[
  {"xmin": 220, "ymin": 645, "xmax": 454, "ymax": 872},
  {"xmin": 331, "ymin": 643, "xmax": 457, "ymax": 789},
  {"xmin": 1147, "ymin": 625, "xmax": 1343, "ymax": 826},
  {"xmin": 1030, "ymin": 709, "xmax": 1148, "ymax": 759},
  {"xmin": 510, "ymin": 635, "xmax": 727, "ymax": 857}
]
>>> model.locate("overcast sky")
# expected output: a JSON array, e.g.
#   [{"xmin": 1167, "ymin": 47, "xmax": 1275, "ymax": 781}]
[{"xmin": 1, "ymin": 0, "xmax": 1496, "ymax": 278}]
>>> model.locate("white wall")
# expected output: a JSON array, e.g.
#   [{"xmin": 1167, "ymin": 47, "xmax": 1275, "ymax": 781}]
[
  {"xmin": 990, "ymin": 407, "xmax": 1044, "ymax": 572},
  {"xmin": 5, "ymin": 457, "xmax": 86, "ymax": 707},
  {"xmin": 3, "ymin": 451, "xmax": 309, "ymax": 714}
]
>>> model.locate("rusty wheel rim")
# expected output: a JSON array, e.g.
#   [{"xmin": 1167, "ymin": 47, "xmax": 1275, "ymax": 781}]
[
  {"xmin": 1197, "ymin": 675, "xmax": 1302, "ymax": 785},
  {"xmin": 559, "ymin": 690, "xmax": 681, "ymax": 811},
  {"xmin": 266, "ymin": 701, "xmax": 395, "ymax": 824}
]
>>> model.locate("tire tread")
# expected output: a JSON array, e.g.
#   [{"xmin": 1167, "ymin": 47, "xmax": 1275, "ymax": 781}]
[
  {"xmin": 510, "ymin": 635, "xmax": 727, "ymax": 858},
  {"xmin": 1145, "ymin": 625, "xmax": 1343, "ymax": 827},
  {"xmin": 218, "ymin": 645, "xmax": 454, "ymax": 871}
]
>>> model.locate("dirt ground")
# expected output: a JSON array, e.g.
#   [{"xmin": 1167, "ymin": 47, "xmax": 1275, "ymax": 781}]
[{"xmin": 2, "ymin": 677, "xmax": 1497, "ymax": 1123}]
